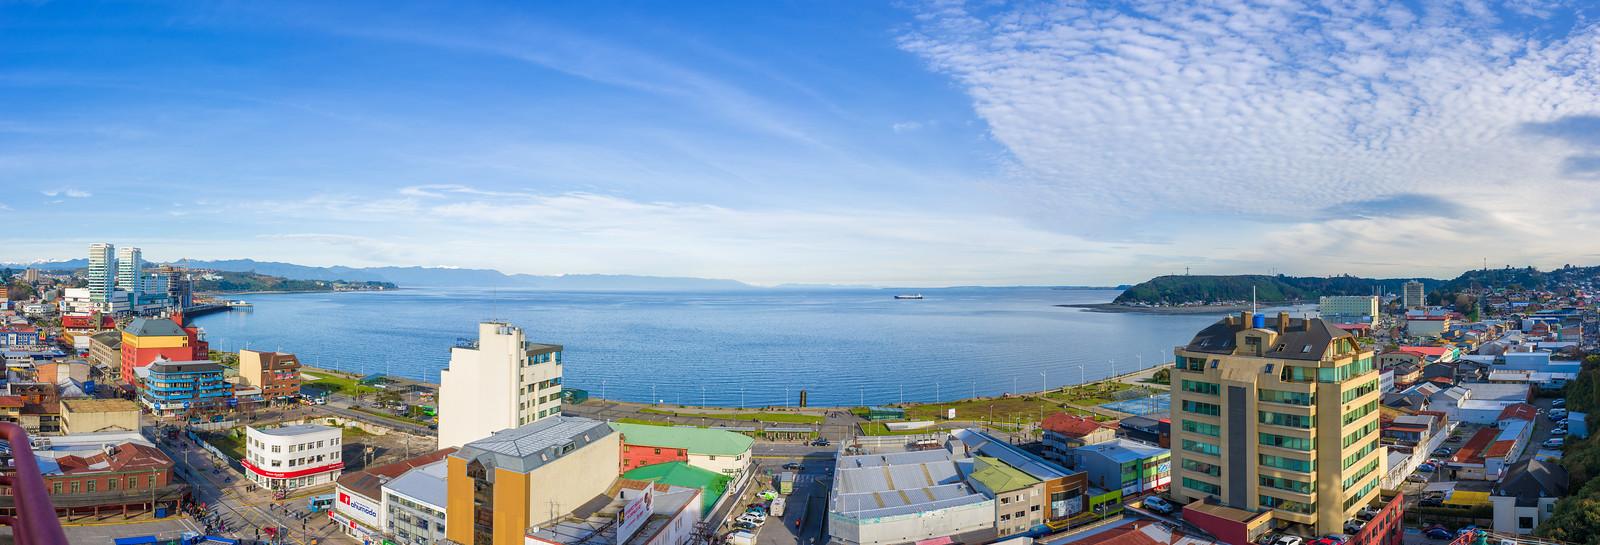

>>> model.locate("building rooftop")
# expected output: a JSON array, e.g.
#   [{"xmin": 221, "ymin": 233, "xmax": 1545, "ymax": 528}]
[
  {"xmin": 608, "ymin": 422, "xmax": 755, "ymax": 456},
  {"xmin": 1041, "ymin": 412, "xmax": 1109, "ymax": 437},
  {"xmin": 453, "ymin": 416, "xmax": 613, "ymax": 474},
  {"xmin": 254, "ymin": 424, "xmax": 338, "ymax": 437},
  {"xmin": 124, "ymin": 317, "xmax": 188, "ymax": 338},
  {"xmin": 383, "ymin": 459, "xmax": 450, "ymax": 509},
  {"xmin": 1058, "ymin": 520, "xmax": 1214, "ymax": 545},
  {"xmin": 951, "ymin": 428, "xmax": 1072, "ymax": 480},
  {"xmin": 524, "ymin": 481, "xmax": 697, "ymax": 545},
  {"xmin": 832, "ymin": 444, "xmax": 990, "ymax": 520},
  {"xmin": 967, "ymin": 456, "xmax": 1040, "ymax": 492},
  {"xmin": 1494, "ymin": 459, "xmax": 1569, "ymax": 504},
  {"xmin": 60, "ymin": 398, "xmax": 140, "ymax": 413},
  {"xmin": 1498, "ymin": 403, "xmax": 1539, "ymax": 422},
  {"xmin": 621, "ymin": 461, "xmax": 729, "ymax": 516},
  {"xmin": 339, "ymin": 448, "xmax": 457, "ymax": 502},
  {"xmin": 1074, "ymin": 438, "xmax": 1169, "ymax": 464},
  {"xmin": 1184, "ymin": 313, "xmax": 1356, "ymax": 361},
  {"xmin": 36, "ymin": 442, "xmax": 171, "ymax": 477},
  {"xmin": 1184, "ymin": 498, "xmax": 1270, "ymax": 523},
  {"xmin": 147, "ymin": 360, "xmax": 222, "ymax": 374}
]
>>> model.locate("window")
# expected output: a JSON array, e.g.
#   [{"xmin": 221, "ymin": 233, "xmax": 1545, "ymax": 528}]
[
  {"xmin": 1520, "ymin": 517, "xmax": 1535, "ymax": 530},
  {"xmin": 86, "ymin": 480, "xmax": 95, "ymax": 492},
  {"xmin": 1343, "ymin": 480, "xmax": 1379, "ymax": 510},
  {"xmin": 1182, "ymin": 459, "xmax": 1221, "ymax": 477},
  {"xmin": 1259, "ymin": 475, "xmax": 1313, "ymax": 494},
  {"xmin": 1343, "ymin": 421, "xmax": 1379, "ymax": 448},
  {"xmin": 1181, "ymin": 380, "xmax": 1220, "ymax": 396},
  {"xmin": 108, "ymin": 478, "xmax": 118, "ymax": 491},
  {"xmin": 1343, "ymin": 458, "xmax": 1380, "ymax": 490},
  {"xmin": 1259, "ymin": 411, "xmax": 1312, "ymax": 429},
  {"xmin": 1258, "ymin": 389, "xmax": 1313, "ymax": 406},
  {"xmin": 52, "ymin": 482, "xmax": 61, "ymax": 495},
  {"xmin": 129, "ymin": 476, "xmax": 137, "ymax": 489},
  {"xmin": 1342, "ymin": 379, "xmax": 1379, "ymax": 403},
  {"xmin": 1182, "ymin": 477, "xmax": 1221, "ymax": 495},
  {"xmin": 1182, "ymin": 420, "xmax": 1221, "ymax": 437},
  {"xmin": 1343, "ymin": 439, "xmax": 1379, "ymax": 469},
  {"xmin": 271, "ymin": 460, "xmax": 281, "ymax": 467},
  {"xmin": 1259, "ymin": 454, "xmax": 1314, "ymax": 473},
  {"xmin": 1181, "ymin": 400, "xmax": 1221, "ymax": 416},
  {"xmin": 271, "ymin": 445, "xmax": 280, "ymax": 453},
  {"xmin": 71, "ymin": 482, "xmax": 80, "ymax": 493},
  {"xmin": 1279, "ymin": 365, "xmax": 1316, "ymax": 382},
  {"xmin": 1259, "ymin": 432, "xmax": 1314, "ymax": 451},
  {"xmin": 1181, "ymin": 439, "xmax": 1220, "ymax": 456},
  {"xmin": 1259, "ymin": 494, "xmax": 1314, "ymax": 514},
  {"xmin": 1343, "ymin": 400, "xmax": 1378, "ymax": 425}
]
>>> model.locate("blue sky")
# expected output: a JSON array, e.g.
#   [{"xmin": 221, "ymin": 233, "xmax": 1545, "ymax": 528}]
[{"xmin": 3, "ymin": 1, "xmax": 1600, "ymax": 285}]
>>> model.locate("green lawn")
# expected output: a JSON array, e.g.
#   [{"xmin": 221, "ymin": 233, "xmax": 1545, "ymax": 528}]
[
  {"xmin": 615, "ymin": 418, "xmax": 680, "ymax": 427},
  {"xmin": 899, "ymin": 393, "xmax": 1117, "ymax": 424},
  {"xmin": 637, "ymin": 408, "xmax": 823, "ymax": 424},
  {"xmin": 1043, "ymin": 382, "xmax": 1152, "ymax": 407},
  {"xmin": 352, "ymin": 406, "xmax": 433, "ymax": 427},
  {"xmin": 342, "ymin": 426, "xmax": 373, "ymax": 440},
  {"xmin": 304, "ymin": 373, "xmax": 378, "ymax": 396},
  {"xmin": 201, "ymin": 432, "xmax": 247, "ymax": 460}
]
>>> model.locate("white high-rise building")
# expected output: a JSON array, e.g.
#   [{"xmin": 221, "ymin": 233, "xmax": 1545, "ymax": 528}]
[
  {"xmin": 116, "ymin": 246, "xmax": 143, "ymax": 299},
  {"xmin": 436, "ymin": 321, "xmax": 564, "ymax": 449},
  {"xmin": 1403, "ymin": 280, "xmax": 1426, "ymax": 309},
  {"xmin": 87, "ymin": 242, "xmax": 116, "ymax": 304}
]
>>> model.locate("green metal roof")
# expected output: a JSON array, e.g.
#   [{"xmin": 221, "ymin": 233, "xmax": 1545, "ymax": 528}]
[
  {"xmin": 608, "ymin": 422, "xmax": 755, "ymax": 456},
  {"xmin": 968, "ymin": 456, "xmax": 1040, "ymax": 492},
  {"xmin": 622, "ymin": 462, "xmax": 730, "ymax": 516}
]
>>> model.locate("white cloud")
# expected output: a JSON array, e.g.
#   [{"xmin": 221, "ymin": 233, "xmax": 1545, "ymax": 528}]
[
  {"xmin": 898, "ymin": 1, "xmax": 1600, "ymax": 271},
  {"xmin": 40, "ymin": 188, "xmax": 93, "ymax": 198},
  {"xmin": 891, "ymin": 121, "xmax": 927, "ymax": 133}
]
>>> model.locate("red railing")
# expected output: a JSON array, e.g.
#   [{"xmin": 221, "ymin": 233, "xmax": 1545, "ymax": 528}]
[{"xmin": 0, "ymin": 422, "xmax": 69, "ymax": 545}]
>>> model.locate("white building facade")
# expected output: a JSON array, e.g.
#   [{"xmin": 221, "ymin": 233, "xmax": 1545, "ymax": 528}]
[
  {"xmin": 436, "ymin": 321, "xmax": 564, "ymax": 449},
  {"xmin": 243, "ymin": 424, "xmax": 344, "ymax": 491}
]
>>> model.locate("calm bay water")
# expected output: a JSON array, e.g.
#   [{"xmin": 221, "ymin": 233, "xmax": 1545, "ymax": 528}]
[{"xmin": 191, "ymin": 287, "xmax": 1239, "ymax": 407}]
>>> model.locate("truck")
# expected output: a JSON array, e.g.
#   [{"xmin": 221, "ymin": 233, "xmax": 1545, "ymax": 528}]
[
  {"xmin": 778, "ymin": 472, "xmax": 796, "ymax": 494},
  {"xmin": 769, "ymin": 497, "xmax": 786, "ymax": 517}
]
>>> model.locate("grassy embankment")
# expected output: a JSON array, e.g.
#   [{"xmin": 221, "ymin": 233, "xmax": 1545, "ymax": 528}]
[{"xmin": 637, "ymin": 407, "xmax": 823, "ymax": 424}]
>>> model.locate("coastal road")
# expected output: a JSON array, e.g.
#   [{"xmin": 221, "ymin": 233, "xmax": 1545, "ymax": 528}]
[{"xmin": 315, "ymin": 400, "xmax": 435, "ymax": 436}]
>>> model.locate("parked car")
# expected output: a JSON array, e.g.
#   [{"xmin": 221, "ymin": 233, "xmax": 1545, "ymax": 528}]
[
  {"xmin": 1143, "ymin": 496, "xmax": 1176, "ymax": 515},
  {"xmin": 1544, "ymin": 437, "xmax": 1566, "ymax": 449},
  {"xmin": 1444, "ymin": 435, "xmax": 1462, "ymax": 444},
  {"xmin": 1432, "ymin": 447, "xmax": 1454, "ymax": 457},
  {"xmin": 736, "ymin": 514, "xmax": 765, "ymax": 526},
  {"xmin": 812, "ymin": 438, "xmax": 830, "ymax": 447},
  {"xmin": 1424, "ymin": 527, "xmax": 1455, "ymax": 540},
  {"xmin": 732, "ymin": 521, "xmax": 758, "ymax": 531},
  {"xmin": 1407, "ymin": 474, "xmax": 1429, "ymax": 483},
  {"xmin": 1269, "ymin": 536, "xmax": 1304, "ymax": 545},
  {"xmin": 1554, "ymin": 398, "xmax": 1567, "ymax": 408},
  {"xmin": 1552, "ymin": 428, "xmax": 1568, "ymax": 436},
  {"xmin": 782, "ymin": 463, "xmax": 804, "ymax": 470},
  {"xmin": 1417, "ymin": 463, "xmax": 1436, "ymax": 472},
  {"xmin": 1550, "ymin": 409, "xmax": 1569, "ymax": 420}
]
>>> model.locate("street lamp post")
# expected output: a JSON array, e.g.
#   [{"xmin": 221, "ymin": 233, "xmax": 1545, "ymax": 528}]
[{"xmin": 1039, "ymin": 370, "xmax": 1047, "ymax": 394}]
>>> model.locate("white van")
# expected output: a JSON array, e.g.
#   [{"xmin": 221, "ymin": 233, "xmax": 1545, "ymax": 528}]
[
  {"xmin": 770, "ymin": 497, "xmax": 787, "ymax": 517},
  {"xmin": 726, "ymin": 531, "xmax": 756, "ymax": 545}
]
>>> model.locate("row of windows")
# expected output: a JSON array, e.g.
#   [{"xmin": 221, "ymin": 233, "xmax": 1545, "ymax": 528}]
[
  {"xmin": 1259, "ymin": 389, "xmax": 1314, "ymax": 406},
  {"xmin": 51, "ymin": 474, "xmax": 156, "ymax": 495},
  {"xmin": 1342, "ymin": 379, "xmax": 1379, "ymax": 403},
  {"xmin": 1260, "ymin": 411, "xmax": 1312, "ymax": 429},
  {"xmin": 1343, "ymin": 420, "xmax": 1379, "ymax": 449},
  {"xmin": 1344, "ymin": 480, "xmax": 1380, "ymax": 510},
  {"xmin": 1181, "ymin": 380, "xmax": 1219, "ymax": 396},
  {"xmin": 1178, "ymin": 356, "xmax": 1211, "ymax": 372},
  {"xmin": 1182, "ymin": 459, "xmax": 1221, "ymax": 477},
  {"xmin": 1259, "ymin": 494, "xmax": 1315, "ymax": 514},
  {"xmin": 1182, "ymin": 420, "xmax": 1220, "ymax": 437},
  {"xmin": 1343, "ymin": 458, "xmax": 1380, "ymax": 490},
  {"xmin": 1183, "ymin": 477, "xmax": 1221, "ymax": 495},
  {"xmin": 1259, "ymin": 475, "xmax": 1314, "ymax": 494},
  {"xmin": 1260, "ymin": 454, "xmax": 1314, "ymax": 473},
  {"xmin": 1320, "ymin": 357, "xmax": 1375, "ymax": 383},
  {"xmin": 1182, "ymin": 439, "xmax": 1220, "ymax": 456},
  {"xmin": 1343, "ymin": 400, "xmax": 1378, "ymax": 425},
  {"xmin": 1182, "ymin": 400, "xmax": 1221, "ymax": 416},
  {"xmin": 252, "ymin": 436, "xmax": 338, "ymax": 454},
  {"xmin": 1343, "ymin": 439, "xmax": 1380, "ymax": 469},
  {"xmin": 1260, "ymin": 432, "xmax": 1314, "ymax": 451}
]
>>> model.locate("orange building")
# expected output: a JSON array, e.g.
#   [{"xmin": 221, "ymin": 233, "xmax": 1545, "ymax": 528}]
[{"xmin": 120, "ymin": 317, "xmax": 208, "ymax": 386}]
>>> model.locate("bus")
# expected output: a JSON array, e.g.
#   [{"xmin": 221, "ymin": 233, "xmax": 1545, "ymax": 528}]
[{"xmin": 308, "ymin": 494, "xmax": 336, "ymax": 512}]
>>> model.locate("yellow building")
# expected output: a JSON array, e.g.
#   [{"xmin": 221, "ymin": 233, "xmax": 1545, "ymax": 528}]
[
  {"xmin": 60, "ymin": 398, "xmax": 142, "ymax": 434},
  {"xmin": 445, "ymin": 416, "xmax": 621, "ymax": 545},
  {"xmin": 1169, "ymin": 311, "xmax": 1385, "ymax": 535}
]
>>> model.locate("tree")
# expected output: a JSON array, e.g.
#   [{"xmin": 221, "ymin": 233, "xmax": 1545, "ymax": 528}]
[{"xmin": 1150, "ymin": 368, "xmax": 1171, "ymax": 385}]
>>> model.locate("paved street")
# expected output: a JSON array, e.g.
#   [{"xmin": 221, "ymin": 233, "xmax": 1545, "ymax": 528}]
[
  {"xmin": 157, "ymin": 433, "xmax": 358, "ymax": 544},
  {"xmin": 749, "ymin": 452, "xmax": 836, "ymax": 545}
]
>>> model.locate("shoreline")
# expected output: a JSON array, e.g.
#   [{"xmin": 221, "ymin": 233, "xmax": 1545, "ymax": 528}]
[
  {"xmin": 197, "ymin": 288, "xmax": 397, "ymax": 296},
  {"xmin": 1060, "ymin": 302, "xmax": 1252, "ymax": 314}
]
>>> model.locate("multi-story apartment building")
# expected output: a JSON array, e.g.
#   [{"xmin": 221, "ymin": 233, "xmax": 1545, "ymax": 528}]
[
  {"xmin": 87, "ymin": 243, "xmax": 116, "ymax": 305},
  {"xmin": 115, "ymin": 246, "xmax": 143, "ymax": 301},
  {"xmin": 244, "ymin": 424, "xmax": 343, "ymax": 491},
  {"xmin": 239, "ymin": 349, "xmax": 303, "ymax": 401},
  {"xmin": 1317, "ymin": 295, "xmax": 1379, "ymax": 326},
  {"xmin": 1403, "ymin": 281, "xmax": 1426, "ymax": 309},
  {"xmin": 135, "ymin": 360, "xmax": 234, "ymax": 417},
  {"xmin": 436, "ymin": 321, "xmax": 564, "ymax": 449},
  {"xmin": 1169, "ymin": 311, "xmax": 1385, "ymax": 536}
]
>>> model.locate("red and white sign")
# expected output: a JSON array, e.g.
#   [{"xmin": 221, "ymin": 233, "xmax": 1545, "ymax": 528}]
[
  {"xmin": 241, "ymin": 459, "xmax": 345, "ymax": 479},
  {"xmin": 616, "ymin": 486, "xmax": 655, "ymax": 544}
]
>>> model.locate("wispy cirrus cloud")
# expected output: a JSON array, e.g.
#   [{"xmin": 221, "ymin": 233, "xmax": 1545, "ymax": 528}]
[
  {"xmin": 898, "ymin": 0, "xmax": 1600, "ymax": 272},
  {"xmin": 40, "ymin": 188, "xmax": 92, "ymax": 198}
]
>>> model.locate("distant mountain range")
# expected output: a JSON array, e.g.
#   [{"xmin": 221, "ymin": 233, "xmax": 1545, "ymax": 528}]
[{"xmin": 7, "ymin": 258, "xmax": 756, "ymax": 290}]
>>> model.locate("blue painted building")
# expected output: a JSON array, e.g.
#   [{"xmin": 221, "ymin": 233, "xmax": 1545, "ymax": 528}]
[{"xmin": 135, "ymin": 360, "xmax": 234, "ymax": 416}]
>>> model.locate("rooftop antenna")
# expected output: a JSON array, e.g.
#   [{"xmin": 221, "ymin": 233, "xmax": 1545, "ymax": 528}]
[{"xmin": 1252, "ymin": 286, "xmax": 1257, "ymax": 314}]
